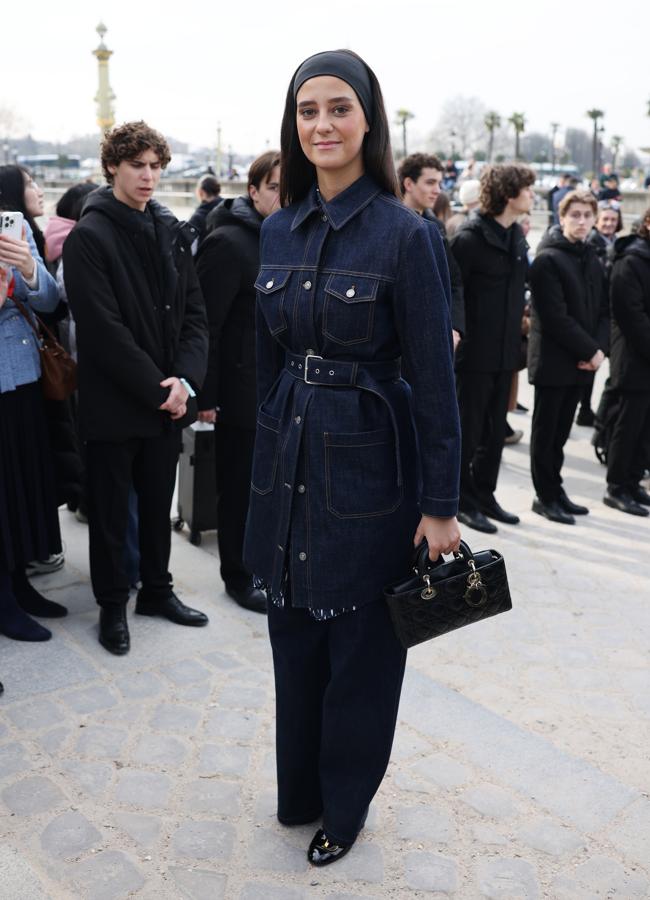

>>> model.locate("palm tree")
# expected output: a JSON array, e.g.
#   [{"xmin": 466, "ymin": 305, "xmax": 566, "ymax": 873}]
[
  {"xmin": 508, "ymin": 113, "xmax": 526, "ymax": 160},
  {"xmin": 395, "ymin": 109, "xmax": 415, "ymax": 158},
  {"xmin": 610, "ymin": 135, "xmax": 623, "ymax": 172},
  {"xmin": 484, "ymin": 111, "xmax": 501, "ymax": 163},
  {"xmin": 586, "ymin": 109, "xmax": 605, "ymax": 175}
]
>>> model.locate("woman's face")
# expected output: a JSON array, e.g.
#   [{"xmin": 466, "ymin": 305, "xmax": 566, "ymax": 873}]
[
  {"xmin": 296, "ymin": 75, "xmax": 369, "ymax": 177},
  {"xmin": 23, "ymin": 173, "xmax": 44, "ymax": 217}
]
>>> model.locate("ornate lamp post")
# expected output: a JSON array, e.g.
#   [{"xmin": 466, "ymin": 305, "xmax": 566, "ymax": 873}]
[{"xmin": 93, "ymin": 23, "xmax": 116, "ymax": 136}]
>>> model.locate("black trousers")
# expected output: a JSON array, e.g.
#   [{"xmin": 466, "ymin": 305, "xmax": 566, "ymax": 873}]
[
  {"xmin": 456, "ymin": 368, "xmax": 513, "ymax": 510},
  {"xmin": 606, "ymin": 392, "xmax": 650, "ymax": 489},
  {"xmin": 214, "ymin": 423, "xmax": 255, "ymax": 592},
  {"xmin": 267, "ymin": 598, "xmax": 407, "ymax": 845},
  {"xmin": 530, "ymin": 385, "xmax": 582, "ymax": 502},
  {"xmin": 86, "ymin": 431, "xmax": 181, "ymax": 607}
]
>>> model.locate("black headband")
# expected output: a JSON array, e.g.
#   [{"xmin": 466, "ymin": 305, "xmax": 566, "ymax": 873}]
[{"xmin": 292, "ymin": 51, "xmax": 373, "ymax": 126}]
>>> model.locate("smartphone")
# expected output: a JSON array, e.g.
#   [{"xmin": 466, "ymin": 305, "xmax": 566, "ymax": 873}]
[{"xmin": 0, "ymin": 211, "xmax": 24, "ymax": 240}]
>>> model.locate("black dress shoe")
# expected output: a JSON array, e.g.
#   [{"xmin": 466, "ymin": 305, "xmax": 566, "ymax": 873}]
[
  {"xmin": 558, "ymin": 490, "xmax": 589, "ymax": 515},
  {"xmin": 308, "ymin": 828, "xmax": 354, "ymax": 867},
  {"xmin": 135, "ymin": 591, "xmax": 209, "ymax": 626},
  {"xmin": 532, "ymin": 498, "xmax": 575, "ymax": 525},
  {"xmin": 99, "ymin": 606, "xmax": 130, "ymax": 655},
  {"xmin": 631, "ymin": 485, "xmax": 650, "ymax": 506},
  {"xmin": 226, "ymin": 585, "xmax": 267, "ymax": 614},
  {"xmin": 576, "ymin": 407, "xmax": 596, "ymax": 426},
  {"xmin": 477, "ymin": 497, "xmax": 520, "ymax": 525},
  {"xmin": 457, "ymin": 509, "xmax": 498, "ymax": 534},
  {"xmin": 603, "ymin": 490, "xmax": 649, "ymax": 517}
]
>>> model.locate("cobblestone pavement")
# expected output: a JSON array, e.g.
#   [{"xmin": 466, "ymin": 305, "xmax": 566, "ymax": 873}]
[{"xmin": 1, "ymin": 373, "xmax": 649, "ymax": 900}]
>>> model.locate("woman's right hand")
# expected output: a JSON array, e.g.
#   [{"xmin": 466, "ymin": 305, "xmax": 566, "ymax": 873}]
[{"xmin": 413, "ymin": 514, "xmax": 461, "ymax": 560}]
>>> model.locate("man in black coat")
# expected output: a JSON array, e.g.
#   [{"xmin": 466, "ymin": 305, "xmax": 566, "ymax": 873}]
[
  {"xmin": 603, "ymin": 214, "xmax": 650, "ymax": 516},
  {"xmin": 195, "ymin": 151, "xmax": 281, "ymax": 613},
  {"xmin": 450, "ymin": 164, "xmax": 535, "ymax": 533},
  {"xmin": 64, "ymin": 122, "xmax": 209, "ymax": 655},
  {"xmin": 528, "ymin": 189, "xmax": 609, "ymax": 523}
]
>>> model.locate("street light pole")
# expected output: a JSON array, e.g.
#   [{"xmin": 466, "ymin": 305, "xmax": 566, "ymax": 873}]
[
  {"xmin": 93, "ymin": 23, "xmax": 116, "ymax": 139},
  {"xmin": 550, "ymin": 122, "xmax": 560, "ymax": 173}
]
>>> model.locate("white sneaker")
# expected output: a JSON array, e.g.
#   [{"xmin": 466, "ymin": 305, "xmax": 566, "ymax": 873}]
[{"xmin": 25, "ymin": 552, "xmax": 65, "ymax": 576}]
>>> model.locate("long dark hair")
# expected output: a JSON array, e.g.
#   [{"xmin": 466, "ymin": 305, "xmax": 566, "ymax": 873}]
[
  {"xmin": 279, "ymin": 50, "xmax": 398, "ymax": 207},
  {"xmin": 0, "ymin": 164, "xmax": 45, "ymax": 258}
]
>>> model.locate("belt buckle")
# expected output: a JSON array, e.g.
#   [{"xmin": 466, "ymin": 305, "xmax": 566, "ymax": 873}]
[{"xmin": 304, "ymin": 354, "xmax": 323, "ymax": 384}]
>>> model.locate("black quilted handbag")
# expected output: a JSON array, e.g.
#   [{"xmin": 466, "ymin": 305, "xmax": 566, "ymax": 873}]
[{"xmin": 384, "ymin": 540, "xmax": 512, "ymax": 649}]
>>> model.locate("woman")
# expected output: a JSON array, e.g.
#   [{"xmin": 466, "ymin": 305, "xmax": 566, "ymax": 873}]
[
  {"xmin": 0, "ymin": 166, "xmax": 68, "ymax": 643},
  {"xmin": 243, "ymin": 50, "xmax": 461, "ymax": 866}
]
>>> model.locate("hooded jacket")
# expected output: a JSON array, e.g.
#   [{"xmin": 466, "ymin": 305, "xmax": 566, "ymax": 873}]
[
  {"xmin": 63, "ymin": 187, "xmax": 208, "ymax": 441},
  {"xmin": 450, "ymin": 212, "xmax": 528, "ymax": 372},
  {"xmin": 609, "ymin": 234, "xmax": 650, "ymax": 391},
  {"xmin": 528, "ymin": 225, "xmax": 609, "ymax": 386},
  {"xmin": 195, "ymin": 196, "xmax": 262, "ymax": 429}
]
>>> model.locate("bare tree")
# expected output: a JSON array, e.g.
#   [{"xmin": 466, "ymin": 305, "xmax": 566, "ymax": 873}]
[
  {"xmin": 508, "ymin": 113, "xmax": 526, "ymax": 160},
  {"xmin": 564, "ymin": 128, "xmax": 592, "ymax": 171},
  {"xmin": 395, "ymin": 109, "xmax": 415, "ymax": 158},
  {"xmin": 429, "ymin": 96, "xmax": 488, "ymax": 159},
  {"xmin": 586, "ymin": 109, "xmax": 605, "ymax": 175},
  {"xmin": 484, "ymin": 111, "xmax": 501, "ymax": 163}
]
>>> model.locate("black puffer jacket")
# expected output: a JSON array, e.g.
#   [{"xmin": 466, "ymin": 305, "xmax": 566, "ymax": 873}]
[
  {"xmin": 63, "ymin": 187, "xmax": 208, "ymax": 441},
  {"xmin": 195, "ymin": 196, "xmax": 262, "ymax": 429},
  {"xmin": 609, "ymin": 234, "xmax": 650, "ymax": 391},
  {"xmin": 528, "ymin": 226, "xmax": 609, "ymax": 386},
  {"xmin": 450, "ymin": 212, "xmax": 528, "ymax": 372}
]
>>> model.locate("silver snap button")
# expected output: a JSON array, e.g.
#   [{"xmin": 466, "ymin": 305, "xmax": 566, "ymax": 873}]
[
  {"xmin": 298, "ymin": 364, "xmax": 302, "ymax": 370},
  {"xmin": 266, "ymin": 279, "xmax": 274, "ymax": 289},
  {"xmin": 315, "ymin": 368, "xmax": 320, "ymax": 374},
  {"xmin": 284, "ymin": 482, "xmax": 292, "ymax": 489},
  {"xmin": 294, "ymin": 415, "xmax": 301, "ymax": 424},
  {"xmin": 299, "ymin": 552, "xmax": 307, "ymax": 561},
  {"xmin": 297, "ymin": 484, "xmax": 306, "ymax": 494},
  {"xmin": 290, "ymin": 361, "xmax": 295, "ymax": 366},
  {"xmin": 346, "ymin": 287, "xmax": 356, "ymax": 298},
  {"xmin": 329, "ymin": 370, "xmax": 335, "ymax": 376},
  {"xmin": 303, "ymin": 280, "xmax": 312, "ymax": 290},
  {"xmin": 165, "ymin": 304, "xmax": 171, "ymax": 310},
  {"xmin": 22, "ymin": 338, "xmax": 30, "ymax": 345},
  {"xmin": 278, "ymin": 544, "xmax": 284, "ymax": 552},
  {"xmin": 306, "ymin": 348, "xmax": 315, "ymax": 355},
  {"xmin": 321, "ymin": 215, "xmax": 328, "ymax": 223}
]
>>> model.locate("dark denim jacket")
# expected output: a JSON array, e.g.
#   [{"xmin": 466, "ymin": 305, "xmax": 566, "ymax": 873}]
[{"xmin": 243, "ymin": 174, "xmax": 460, "ymax": 612}]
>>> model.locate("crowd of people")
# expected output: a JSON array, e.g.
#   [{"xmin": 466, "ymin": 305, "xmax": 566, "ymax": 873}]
[{"xmin": 1, "ymin": 47, "xmax": 649, "ymax": 865}]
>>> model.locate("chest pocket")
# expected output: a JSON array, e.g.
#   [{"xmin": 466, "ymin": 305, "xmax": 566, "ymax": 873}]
[
  {"xmin": 323, "ymin": 274, "xmax": 378, "ymax": 346},
  {"xmin": 255, "ymin": 269, "xmax": 291, "ymax": 336}
]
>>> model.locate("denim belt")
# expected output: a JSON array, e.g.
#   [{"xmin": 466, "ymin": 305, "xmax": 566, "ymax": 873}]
[{"xmin": 285, "ymin": 351, "xmax": 400, "ymax": 386}]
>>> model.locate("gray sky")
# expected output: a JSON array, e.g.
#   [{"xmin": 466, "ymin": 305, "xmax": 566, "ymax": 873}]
[{"xmin": 2, "ymin": 0, "xmax": 648, "ymax": 157}]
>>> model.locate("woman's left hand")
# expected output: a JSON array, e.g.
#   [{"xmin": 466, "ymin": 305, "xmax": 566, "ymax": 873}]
[
  {"xmin": 0, "ymin": 227, "xmax": 36, "ymax": 280},
  {"xmin": 413, "ymin": 514, "xmax": 461, "ymax": 560}
]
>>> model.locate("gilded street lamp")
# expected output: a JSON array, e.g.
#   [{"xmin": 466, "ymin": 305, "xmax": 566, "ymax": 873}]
[{"xmin": 93, "ymin": 22, "xmax": 116, "ymax": 136}]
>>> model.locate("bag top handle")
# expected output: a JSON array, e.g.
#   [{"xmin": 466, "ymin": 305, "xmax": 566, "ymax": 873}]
[{"xmin": 415, "ymin": 539, "xmax": 475, "ymax": 576}]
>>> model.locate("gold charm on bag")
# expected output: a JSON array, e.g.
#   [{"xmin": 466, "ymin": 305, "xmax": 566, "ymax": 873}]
[
  {"xmin": 463, "ymin": 559, "xmax": 488, "ymax": 607},
  {"xmin": 421, "ymin": 574, "xmax": 437, "ymax": 600}
]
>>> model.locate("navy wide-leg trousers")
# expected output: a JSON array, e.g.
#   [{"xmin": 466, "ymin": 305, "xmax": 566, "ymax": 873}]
[{"xmin": 267, "ymin": 597, "xmax": 407, "ymax": 845}]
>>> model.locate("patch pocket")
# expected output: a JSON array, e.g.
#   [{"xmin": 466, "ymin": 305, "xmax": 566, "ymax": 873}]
[
  {"xmin": 251, "ymin": 408, "xmax": 281, "ymax": 495},
  {"xmin": 323, "ymin": 274, "xmax": 378, "ymax": 345},
  {"xmin": 324, "ymin": 428, "xmax": 402, "ymax": 518},
  {"xmin": 255, "ymin": 269, "xmax": 291, "ymax": 335}
]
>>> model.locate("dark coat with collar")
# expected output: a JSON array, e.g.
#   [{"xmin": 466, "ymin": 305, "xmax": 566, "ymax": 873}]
[
  {"xmin": 527, "ymin": 226, "xmax": 609, "ymax": 386},
  {"xmin": 243, "ymin": 175, "xmax": 460, "ymax": 613},
  {"xmin": 63, "ymin": 187, "xmax": 208, "ymax": 441},
  {"xmin": 195, "ymin": 196, "xmax": 262, "ymax": 429},
  {"xmin": 450, "ymin": 212, "xmax": 528, "ymax": 372},
  {"xmin": 609, "ymin": 234, "xmax": 650, "ymax": 391},
  {"xmin": 422, "ymin": 209, "xmax": 465, "ymax": 335}
]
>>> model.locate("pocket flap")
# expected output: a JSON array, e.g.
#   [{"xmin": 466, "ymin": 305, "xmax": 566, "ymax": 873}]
[
  {"xmin": 255, "ymin": 270, "xmax": 291, "ymax": 294},
  {"xmin": 324, "ymin": 274, "xmax": 378, "ymax": 303}
]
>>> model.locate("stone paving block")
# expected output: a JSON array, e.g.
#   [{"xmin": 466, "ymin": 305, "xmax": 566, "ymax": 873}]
[
  {"xmin": 236, "ymin": 668, "xmax": 270, "ymax": 688},
  {"xmin": 0, "ymin": 742, "xmax": 29, "ymax": 779},
  {"xmin": 201, "ymin": 650, "xmax": 243, "ymax": 671},
  {"xmin": 2, "ymin": 776, "xmax": 66, "ymax": 816},
  {"xmin": 390, "ymin": 729, "xmax": 433, "ymax": 762},
  {"xmin": 244, "ymin": 827, "xmax": 308, "ymax": 873},
  {"xmin": 393, "ymin": 771, "xmax": 433, "ymax": 794},
  {"xmin": 0, "ymin": 638, "xmax": 100, "ymax": 702},
  {"xmin": 6, "ymin": 698, "xmax": 63, "ymax": 731},
  {"xmin": 404, "ymin": 851, "xmax": 458, "ymax": 893},
  {"xmin": 0, "ymin": 845, "xmax": 52, "ymax": 899},
  {"xmin": 69, "ymin": 849, "xmax": 145, "ymax": 900},
  {"xmin": 113, "ymin": 812, "xmax": 161, "ymax": 848},
  {"xmin": 253, "ymin": 789, "xmax": 277, "ymax": 821},
  {"xmin": 62, "ymin": 684, "xmax": 118, "ymax": 714},
  {"xmin": 471, "ymin": 824, "xmax": 509, "ymax": 846},
  {"xmin": 217, "ymin": 684, "xmax": 267, "ymax": 710},
  {"xmin": 150, "ymin": 702, "xmax": 201, "ymax": 733},
  {"xmin": 0, "ymin": 721, "xmax": 6, "ymax": 739},
  {"xmin": 260, "ymin": 750, "xmax": 276, "ymax": 782},
  {"xmin": 396, "ymin": 805, "xmax": 455, "ymax": 843},
  {"xmin": 75, "ymin": 724, "xmax": 128, "ymax": 759},
  {"xmin": 606, "ymin": 798, "xmax": 650, "ymax": 869},
  {"xmin": 114, "ymin": 770, "xmax": 171, "ymax": 810},
  {"xmin": 517, "ymin": 817, "xmax": 585, "ymax": 856},
  {"xmin": 477, "ymin": 858, "xmax": 540, "ymax": 899},
  {"xmin": 115, "ymin": 671, "xmax": 164, "ymax": 700},
  {"xmin": 204, "ymin": 708, "xmax": 261, "ymax": 741},
  {"xmin": 552, "ymin": 855, "xmax": 649, "ymax": 898},
  {"xmin": 40, "ymin": 811, "xmax": 101, "ymax": 859},
  {"xmin": 60, "ymin": 760, "xmax": 114, "ymax": 798},
  {"xmin": 176, "ymin": 682, "xmax": 213, "ymax": 702},
  {"xmin": 169, "ymin": 866, "xmax": 228, "ymax": 900},
  {"xmin": 172, "ymin": 820, "xmax": 236, "ymax": 861},
  {"xmin": 183, "ymin": 779, "xmax": 241, "ymax": 816},
  {"xmin": 321, "ymin": 840, "xmax": 384, "ymax": 884},
  {"xmin": 460, "ymin": 784, "xmax": 517, "ymax": 819},
  {"xmin": 38, "ymin": 726, "xmax": 71, "ymax": 755},
  {"xmin": 131, "ymin": 733, "xmax": 189, "ymax": 768},
  {"xmin": 240, "ymin": 884, "xmax": 306, "ymax": 900},
  {"xmin": 161, "ymin": 658, "xmax": 213, "ymax": 686},
  {"xmin": 412, "ymin": 752, "xmax": 472, "ymax": 789},
  {"xmin": 198, "ymin": 743, "xmax": 251, "ymax": 778}
]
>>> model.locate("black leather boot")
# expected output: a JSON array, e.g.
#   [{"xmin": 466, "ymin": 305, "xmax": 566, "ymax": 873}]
[{"xmin": 98, "ymin": 605, "xmax": 130, "ymax": 655}]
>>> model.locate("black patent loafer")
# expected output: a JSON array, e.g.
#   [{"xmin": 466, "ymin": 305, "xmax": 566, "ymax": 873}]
[
  {"xmin": 558, "ymin": 490, "xmax": 589, "ymax": 516},
  {"xmin": 532, "ymin": 498, "xmax": 575, "ymax": 525},
  {"xmin": 457, "ymin": 509, "xmax": 498, "ymax": 534},
  {"xmin": 135, "ymin": 591, "xmax": 209, "ymax": 626},
  {"xmin": 308, "ymin": 828, "xmax": 354, "ymax": 867},
  {"xmin": 99, "ymin": 605, "xmax": 130, "ymax": 655},
  {"xmin": 477, "ymin": 497, "xmax": 520, "ymax": 525}
]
